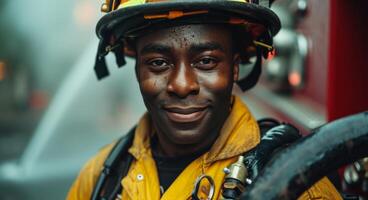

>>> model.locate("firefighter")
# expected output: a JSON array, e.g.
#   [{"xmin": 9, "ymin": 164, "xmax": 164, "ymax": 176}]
[{"xmin": 67, "ymin": 0, "xmax": 341, "ymax": 199}]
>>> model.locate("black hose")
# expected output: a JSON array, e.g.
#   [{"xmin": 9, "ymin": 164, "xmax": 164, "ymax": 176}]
[{"xmin": 240, "ymin": 111, "xmax": 368, "ymax": 200}]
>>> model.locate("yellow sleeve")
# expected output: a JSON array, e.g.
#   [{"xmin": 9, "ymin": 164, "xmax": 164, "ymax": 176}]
[
  {"xmin": 298, "ymin": 177, "xmax": 342, "ymax": 200},
  {"xmin": 66, "ymin": 143, "xmax": 116, "ymax": 200}
]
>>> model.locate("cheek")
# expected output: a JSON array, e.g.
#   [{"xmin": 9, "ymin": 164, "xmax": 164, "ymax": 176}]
[
  {"xmin": 138, "ymin": 71, "xmax": 167, "ymax": 98},
  {"xmin": 198, "ymin": 68, "xmax": 234, "ymax": 92}
]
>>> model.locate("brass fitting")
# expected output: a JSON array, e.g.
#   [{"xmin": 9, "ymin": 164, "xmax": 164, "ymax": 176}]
[
  {"xmin": 220, "ymin": 156, "xmax": 249, "ymax": 200},
  {"xmin": 224, "ymin": 156, "xmax": 248, "ymax": 183},
  {"xmin": 101, "ymin": 0, "xmax": 112, "ymax": 13}
]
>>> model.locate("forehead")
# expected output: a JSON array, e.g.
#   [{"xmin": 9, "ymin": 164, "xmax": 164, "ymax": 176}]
[{"xmin": 135, "ymin": 24, "xmax": 233, "ymax": 51}]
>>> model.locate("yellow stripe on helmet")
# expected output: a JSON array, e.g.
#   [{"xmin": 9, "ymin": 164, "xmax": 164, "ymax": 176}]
[{"xmin": 118, "ymin": 0, "xmax": 145, "ymax": 9}]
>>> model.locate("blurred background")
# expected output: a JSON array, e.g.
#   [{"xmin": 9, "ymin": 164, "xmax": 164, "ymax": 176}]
[
  {"xmin": 0, "ymin": 0, "xmax": 146, "ymax": 199},
  {"xmin": 0, "ymin": 0, "xmax": 367, "ymax": 199},
  {"xmin": 0, "ymin": 0, "xmax": 99, "ymax": 163}
]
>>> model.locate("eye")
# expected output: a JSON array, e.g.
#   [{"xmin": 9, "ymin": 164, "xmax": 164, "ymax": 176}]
[
  {"xmin": 150, "ymin": 59, "xmax": 168, "ymax": 67},
  {"xmin": 147, "ymin": 58, "xmax": 171, "ymax": 71},
  {"xmin": 193, "ymin": 57, "xmax": 218, "ymax": 70}
]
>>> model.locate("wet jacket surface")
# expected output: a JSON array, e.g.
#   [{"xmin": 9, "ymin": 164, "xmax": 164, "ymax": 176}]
[{"xmin": 67, "ymin": 96, "xmax": 342, "ymax": 200}]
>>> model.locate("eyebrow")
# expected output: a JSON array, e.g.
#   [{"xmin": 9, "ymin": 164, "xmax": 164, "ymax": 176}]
[
  {"xmin": 189, "ymin": 42, "xmax": 225, "ymax": 55},
  {"xmin": 140, "ymin": 43, "xmax": 172, "ymax": 55}
]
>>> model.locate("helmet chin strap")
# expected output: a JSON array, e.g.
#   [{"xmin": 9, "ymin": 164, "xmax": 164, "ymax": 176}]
[
  {"xmin": 94, "ymin": 37, "xmax": 126, "ymax": 80},
  {"xmin": 236, "ymin": 46, "xmax": 262, "ymax": 91},
  {"xmin": 94, "ymin": 38, "xmax": 110, "ymax": 80}
]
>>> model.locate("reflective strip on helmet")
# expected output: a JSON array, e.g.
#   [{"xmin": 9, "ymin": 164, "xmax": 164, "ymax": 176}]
[
  {"xmin": 253, "ymin": 41, "xmax": 273, "ymax": 51},
  {"xmin": 144, "ymin": 10, "xmax": 208, "ymax": 20}
]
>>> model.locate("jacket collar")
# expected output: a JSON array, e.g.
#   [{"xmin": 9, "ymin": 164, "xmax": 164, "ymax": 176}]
[
  {"xmin": 128, "ymin": 96, "xmax": 260, "ymax": 163},
  {"xmin": 204, "ymin": 96, "xmax": 260, "ymax": 164}
]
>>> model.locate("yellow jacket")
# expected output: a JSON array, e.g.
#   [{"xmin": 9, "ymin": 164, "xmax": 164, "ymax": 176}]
[{"xmin": 67, "ymin": 96, "xmax": 341, "ymax": 200}]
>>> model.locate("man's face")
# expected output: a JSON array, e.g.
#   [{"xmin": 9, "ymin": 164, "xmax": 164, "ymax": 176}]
[{"xmin": 135, "ymin": 24, "xmax": 239, "ymax": 146}]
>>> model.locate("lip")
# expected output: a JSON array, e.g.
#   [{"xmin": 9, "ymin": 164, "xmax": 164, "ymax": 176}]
[{"xmin": 163, "ymin": 106, "xmax": 208, "ymax": 123}]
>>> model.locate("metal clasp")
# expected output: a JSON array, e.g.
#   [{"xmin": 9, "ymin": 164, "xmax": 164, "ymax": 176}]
[{"xmin": 191, "ymin": 175, "xmax": 215, "ymax": 200}]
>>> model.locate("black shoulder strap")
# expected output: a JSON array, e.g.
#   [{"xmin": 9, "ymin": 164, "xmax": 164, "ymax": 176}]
[
  {"xmin": 257, "ymin": 118, "xmax": 281, "ymax": 136},
  {"xmin": 91, "ymin": 126, "xmax": 136, "ymax": 200},
  {"xmin": 244, "ymin": 118, "xmax": 301, "ymax": 180}
]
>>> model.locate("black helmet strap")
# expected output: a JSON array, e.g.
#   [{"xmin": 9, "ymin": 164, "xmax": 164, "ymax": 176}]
[
  {"xmin": 94, "ymin": 38, "xmax": 110, "ymax": 80},
  {"xmin": 94, "ymin": 37, "xmax": 127, "ymax": 80},
  {"xmin": 236, "ymin": 47, "xmax": 262, "ymax": 91}
]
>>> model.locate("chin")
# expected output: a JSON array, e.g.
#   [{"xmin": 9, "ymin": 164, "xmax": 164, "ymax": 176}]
[{"xmin": 166, "ymin": 128, "xmax": 207, "ymax": 145}]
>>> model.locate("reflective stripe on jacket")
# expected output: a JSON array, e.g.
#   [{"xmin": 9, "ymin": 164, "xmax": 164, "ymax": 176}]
[{"xmin": 67, "ymin": 96, "xmax": 341, "ymax": 200}]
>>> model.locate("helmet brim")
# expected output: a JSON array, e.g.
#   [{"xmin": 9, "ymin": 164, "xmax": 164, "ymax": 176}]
[{"xmin": 96, "ymin": 0, "xmax": 281, "ymax": 39}]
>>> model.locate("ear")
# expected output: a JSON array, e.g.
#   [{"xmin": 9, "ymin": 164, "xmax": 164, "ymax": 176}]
[
  {"xmin": 124, "ymin": 46, "xmax": 136, "ymax": 57},
  {"xmin": 232, "ymin": 53, "xmax": 240, "ymax": 81},
  {"xmin": 123, "ymin": 38, "xmax": 137, "ymax": 57}
]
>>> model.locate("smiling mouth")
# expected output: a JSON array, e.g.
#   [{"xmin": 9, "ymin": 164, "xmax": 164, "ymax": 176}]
[{"xmin": 163, "ymin": 106, "xmax": 208, "ymax": 123}]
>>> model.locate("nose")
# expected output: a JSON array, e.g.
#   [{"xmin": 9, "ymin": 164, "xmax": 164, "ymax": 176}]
[{"xmin": 167, "ymin": 62, "xmax": 199, "ymax": 98}]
